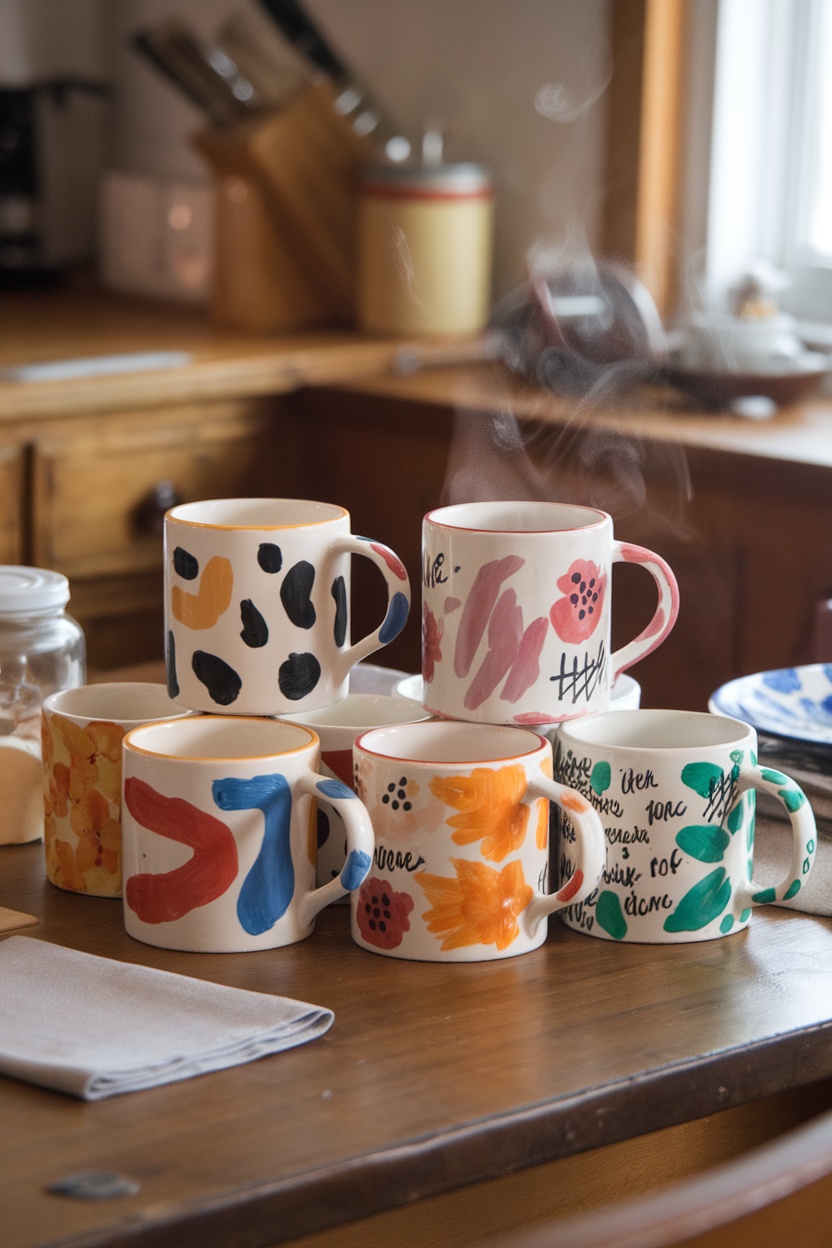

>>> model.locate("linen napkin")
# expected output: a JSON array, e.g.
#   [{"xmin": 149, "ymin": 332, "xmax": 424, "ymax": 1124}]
[{"xmin": 0, "ymin": 936, "xmax": 333, "ymax": 1100}]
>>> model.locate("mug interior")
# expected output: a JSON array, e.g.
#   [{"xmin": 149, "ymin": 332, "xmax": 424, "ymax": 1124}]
[
  {"xmin": 357, "ymin": 720, "xmax": 543, "ymax": 764},
  {"xmin": 44, "ymin": 682, "xmax": 189, "ymax": 726},
  {"xmin": 426, "ymin": 500, "xmax": 607, "ymax": 534},
  {"xmin": 282, "ymin": 693, "xmax": 431, "ymax": 731},
  {"xmin": 560, "ymin": 708, "xmax": 750, "ymax": 751},
  {"xmin": 167, "ymin": 498, "xmax": 347, "ymax": 529},
  {"xmin": 125, "ymin": 715, "xmax": 317, "ymax": 760}
]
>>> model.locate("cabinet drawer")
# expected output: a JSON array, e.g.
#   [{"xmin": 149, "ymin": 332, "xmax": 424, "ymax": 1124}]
[
  {"xmin": 30, "ymin": 399, "xmax": 284, "ymax": 579},
  {"xmin": 0, "ymin": 441, "xmax": 24, "ymax": 564}
]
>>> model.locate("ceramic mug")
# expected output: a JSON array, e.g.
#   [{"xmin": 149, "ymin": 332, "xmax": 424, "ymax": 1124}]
[
  {"xmin": 554, "ymin": 709, "xmax": 817, "ymax": 943},
  {"xmin": 351, "ymin": 720, "xmax": 606, "ymax": 962},
  {"xmin": 280, "ymin": 693, "xmax": 432, "ymax": 890},
  {"xmin": 121, "ymin": 716, "xmax": 374, "ymax": 952},
  {"xmin": 421, "ymin": 501, "xmax": 678, "ymax": 726},
  {"xmin": 41, "ymin": 682, "xmax": 190, "ymax": 897},
  {"xmin": 164, "ymin": 498, "xmax": 411, "ymax": 716}
]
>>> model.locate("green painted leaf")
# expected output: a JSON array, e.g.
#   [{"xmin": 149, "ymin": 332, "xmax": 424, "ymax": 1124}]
[
  {"xmin": 779, "ymin": 787, "xmax": 805, "ymax": 812},
  {"xmin": 730, "ymin": 750, "xmax": 744, "ymax": 765},
  {"xmin": 595, "ymin": 889, "xmax": 627, "ymax": 940},
  {"xmin": 720, "ymin": 914, "xmax": 734, "ymax": 934},
  {"xmin": 681, "ymin": 761, "xmax": 724, "ymax": 798},
  {"xmin": 663, "ymin": 868, "xmax": 732, "ymax": 933},
  {"xmin": 590, "ymin": 760, "xmax": 611, "ymax": 795},
  {"xmin": 726, "ymin": 802, "xmax": 744, "ymax": 834},
  {"xmin": 752, "ymin": 886, "xmax": 776, "ymax": 904},
  {"xmin": 740, "ymin": 907, "xmax": 752, "ymax": 922},
  {"xmin": 784, "ymin": 879, "xmax": 801, "ymax": 900},
  {"xmin": 675, "ymin": 824, "xmax": 730, "ymax": 863},
  {"xmin": 761, "ymin": 767, "xmax": 789, "ymax": 785}
]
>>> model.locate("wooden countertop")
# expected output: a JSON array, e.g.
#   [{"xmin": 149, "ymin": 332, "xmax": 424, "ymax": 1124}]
[
  {"xmin": 2, "ymin": 284, "xmax": 832, "ymax": 474},
  {"xmin": 326, "ymin": 363, "xmax": 832, "ymax": 472},
  {"xmin": 0, "ymin": 285, "xmax": 413, "ymax": 422},
  {"xmin": 3, "ymin": 824, "xmax": 832, "ymax": 1248}
]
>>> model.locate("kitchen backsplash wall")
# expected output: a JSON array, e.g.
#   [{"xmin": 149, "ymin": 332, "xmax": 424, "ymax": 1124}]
[{"xmin": 103, "ymin": 0, "xmax": 611, "ymax": 299}]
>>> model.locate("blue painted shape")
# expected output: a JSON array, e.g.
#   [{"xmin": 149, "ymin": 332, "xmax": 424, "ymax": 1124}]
[
  {"xmin": 379, "ymin": 591, "xmax": 410, "ymax": 644},
  {"xmin": 317, "ymin": 777, "xmax": 356, "ymax": 800},
  {"xmin": 213, "ymin": 773, "xmax": 294, "ymax": 936},
  {"xmin": 340, "ymin": 848, "xmax": 372, "ymax": 891},
  {"xmin": 762, "ymin": 667, "xmax": 801, "ymax": 694},
  {"xmin": 824, "ymin": 665, "xmax": 832, "ymax": 684}
]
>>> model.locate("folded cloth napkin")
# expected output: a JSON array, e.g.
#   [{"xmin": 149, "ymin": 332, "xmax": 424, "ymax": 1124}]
[{"xmin": 0, "ymin": 937, "xmax": 333, "ymax": 1100}]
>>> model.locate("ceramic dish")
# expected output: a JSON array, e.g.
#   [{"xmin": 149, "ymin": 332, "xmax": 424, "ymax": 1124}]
[
  {"xmin": 661, "ymin": 352, "xmax": 830, "ymax": 409},
  {"xmin": 393, "ymin": 672, "xmax": 642, "ymax": 712},
  {"xmin": 708, "ymin": 664, "xmax": 832, "ymax": 745}
]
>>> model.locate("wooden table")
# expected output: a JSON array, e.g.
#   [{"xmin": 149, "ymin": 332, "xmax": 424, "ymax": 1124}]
[{"xmin": 3, "ymin": 820, "xmax": 832, "ymax": 1248}]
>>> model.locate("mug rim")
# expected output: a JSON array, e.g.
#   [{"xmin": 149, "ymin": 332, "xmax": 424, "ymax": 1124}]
[
  {"xmin": 356, "ymin": 720, "xmax": 546, "ymax": 765},
  {"xmin": 123, "ymin": 715, "xmax": 318, "ymax": 762},
  {"xmin": 424, "ymin": 500, "xmax": 608, "ymax": 535},
  {"xmin": 559, "ymin": 708, "xmax": 753, "ymax": 752},
  {"xmin": 43, "ymin": 682, "xmax": 192, "ymax": 727},
  {"xmin": 165, "ymin": 498, "xmax": 349, "ymax": 531}
]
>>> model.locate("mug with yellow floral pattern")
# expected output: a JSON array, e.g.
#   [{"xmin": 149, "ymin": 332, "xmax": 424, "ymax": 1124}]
[
  {"xmin": 352, "ymin": 720, "xmax": 605, "ymax": 961},
  {"xmin": 42, "ymin": 683, "xmax": 190, "ymax": 897}
]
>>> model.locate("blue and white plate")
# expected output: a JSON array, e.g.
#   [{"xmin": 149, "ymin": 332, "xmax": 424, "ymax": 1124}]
[{"xmin": 708, "ymin": 664, "xmax": 832, "ymax": 745}]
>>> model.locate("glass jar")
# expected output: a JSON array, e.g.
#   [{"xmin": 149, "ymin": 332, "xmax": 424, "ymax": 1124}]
[{"xmin": 0, "ymin": 566, "xmax": 86, "ymax": 749}]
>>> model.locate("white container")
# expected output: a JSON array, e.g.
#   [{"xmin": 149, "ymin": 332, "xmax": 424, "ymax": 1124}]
[{"xmin": 357, "ymin": 162, "xmax": 493, "ymax": 337}]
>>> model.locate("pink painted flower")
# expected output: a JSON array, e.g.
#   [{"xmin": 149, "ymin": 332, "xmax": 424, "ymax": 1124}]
[
  {"xmin": 422, "ymin": 605, "xmax": 444, "ymax": 683},
  {"xmin": 549, "ymin": 560, "xmax": 606, "ymax": 644}
]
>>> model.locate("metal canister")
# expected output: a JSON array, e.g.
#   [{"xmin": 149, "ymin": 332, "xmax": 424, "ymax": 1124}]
[{"xmin": 357, "ymin": 162, "xmax": 493, "ymax": 337}]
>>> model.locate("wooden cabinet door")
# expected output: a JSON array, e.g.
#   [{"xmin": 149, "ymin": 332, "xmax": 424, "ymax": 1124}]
[{"xmin": 0, "ymin": 440, "xmax": 24, "ymax": 564}]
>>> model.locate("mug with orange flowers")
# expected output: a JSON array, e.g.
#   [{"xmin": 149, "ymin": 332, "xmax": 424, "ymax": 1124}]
[
  {"xmin": 352, "ymin": 720, "xmax": 605, "ymax": 962},
  {"xmin": 41, "ymin": 683, "xmax": 190, "ymax": 897}
]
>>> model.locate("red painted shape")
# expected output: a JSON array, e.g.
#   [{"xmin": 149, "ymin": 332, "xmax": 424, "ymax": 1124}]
[
  {"xmin": 501, "ymin": 615, "xmax": 548, "ymax": 703},
  {"xmin": 322, "ymin": 748, "xmax": 354, "ymax": 787},
  {"xmin": 549, "ymin": 560, "xmax": 606, "ymax": 644},
  {"xmin": 124, "ymin": 777, "xmax": 238, "ymax": 924},
  {"xmin": 454, "ymin": 555, "xmax": 524, "ymax": 678},
  {"xmin": 464, "ymin": 587, "xmax": 523, "ymax": 710},
  {"xmin": 370, "ymin": 543, "xmax": 408, "ymax": 580},
  {"xmin": 556, "ymin": 869, "xmax": 584, "ymax": 903}
]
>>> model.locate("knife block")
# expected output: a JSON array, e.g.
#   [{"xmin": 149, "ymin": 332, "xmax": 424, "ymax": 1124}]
[{"xmin": 193, "ymin": 81, "xmax": 375, "ymax": 332}]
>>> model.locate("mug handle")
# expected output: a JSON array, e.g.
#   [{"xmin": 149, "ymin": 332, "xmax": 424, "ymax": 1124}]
[
  {"xmin": 610, "ymin": 541, "xmax": 680, "ymax": 680},
  {"xmin": 524, "ymin": 770, "xmax": 607, "ymax": 933},
  {"xmin": 296, "ymin": 771, "xmax": 375, "ymax": 927},
  {"xmin": 330, "ymin": 535, "xmax": 411, "ymax": 682},
  {"xmin": 733, "ymin": 763, "xmax": 817, "ymax": 911}
]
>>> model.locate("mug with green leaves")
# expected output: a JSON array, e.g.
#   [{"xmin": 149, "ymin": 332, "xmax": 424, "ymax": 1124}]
[{"xmin": 554, "ymin": 709, "xmax": 816, "ymax": 943}]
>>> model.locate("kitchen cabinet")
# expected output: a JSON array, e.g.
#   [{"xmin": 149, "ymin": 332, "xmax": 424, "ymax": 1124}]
[
  {"xmin": 3, "ymin": 285, "xmax": 832, "ymax": 700},
  {"xmin": 297, "ymin": 370, "xmax": 832, "ymax": 712}
]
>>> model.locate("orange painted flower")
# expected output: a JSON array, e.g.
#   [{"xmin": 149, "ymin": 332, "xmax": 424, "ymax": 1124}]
[
  {"xmin": 416, "ymin": 858, "xmax": 532, "ymax": 951},
  {"xmin": 430, "ymin": 764, "xmax": 529, "ymax": 862}
]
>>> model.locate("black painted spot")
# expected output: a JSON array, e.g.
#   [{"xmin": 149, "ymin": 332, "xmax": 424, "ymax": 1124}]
[
  {"xmin": 192, "ymin": 651, "xmax": 242, "ymax": 705},
  {"xmin": 258, "ymin": 543, "xmax": 283, "ymax": 573},
  {"xmin": 165, "ymin": 631, "xmax": 179, "ymax": 697},
  {"xmin": 173, "ymin": 546, "xmax": 199, "ymax": 580},
  {"xmin": 281, "ymin": 560, "xmax": 316, "ymax": 629},
  {"xmin": 240, "ymin": 599, "xmax": 269, "ymax": 648},
  {"xmin": 278, "ymin": 651, "xmax": 321, "ymax": 700},
  {"xmin": 331, "ymin": 575, "xmax": 348, "ymax": 647}
]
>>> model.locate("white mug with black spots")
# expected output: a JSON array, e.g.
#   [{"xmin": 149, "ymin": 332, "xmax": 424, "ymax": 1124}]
[{"xmin": 164, "ymin": 499, "xmax": 411, "ymax": 716}]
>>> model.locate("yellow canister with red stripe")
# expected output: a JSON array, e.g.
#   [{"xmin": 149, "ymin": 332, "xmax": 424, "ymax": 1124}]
[{"xmin": 357, "ymin": 162, "xmax": 493, "ymax": 337}]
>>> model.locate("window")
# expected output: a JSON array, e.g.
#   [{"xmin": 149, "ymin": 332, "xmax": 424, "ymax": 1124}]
[{"xmin": 701, "ymin": 0, "xmax": 832, "ymax": 332}]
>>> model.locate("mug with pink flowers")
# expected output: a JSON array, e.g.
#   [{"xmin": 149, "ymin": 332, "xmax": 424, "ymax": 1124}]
[{"xmin": 421, "ymin": 501, "xmax": 678, "ymax": 728}]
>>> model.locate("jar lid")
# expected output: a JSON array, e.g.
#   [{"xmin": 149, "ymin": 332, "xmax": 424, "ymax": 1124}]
[
  {"xmin": 0, "ymin": 566, "xmax": 70, "ymax": 614},
  {"xmin": 360, "ymin": 162, "xmax": 492, "ymax": 200}
]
